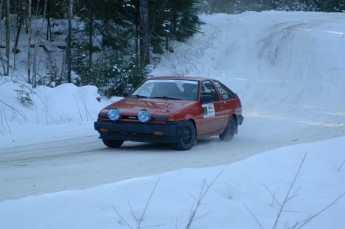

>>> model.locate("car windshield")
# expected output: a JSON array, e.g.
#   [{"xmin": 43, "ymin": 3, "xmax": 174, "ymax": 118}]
[{"xmin": 131, "ymin": 79, "xmax": 199, "ymax": 101}]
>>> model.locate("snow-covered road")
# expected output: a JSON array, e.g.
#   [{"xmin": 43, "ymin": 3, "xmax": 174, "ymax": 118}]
[{"xmin": 1, "ymin": 114, "xmax": 343, "ymax": 201}]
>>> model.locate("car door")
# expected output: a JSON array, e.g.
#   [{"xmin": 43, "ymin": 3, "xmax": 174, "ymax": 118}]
[{"xmin": 198, "ymin": 80, "xmax": 226, "ymax": 135}]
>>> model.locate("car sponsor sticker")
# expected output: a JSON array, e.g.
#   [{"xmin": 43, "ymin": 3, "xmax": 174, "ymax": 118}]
[{"xmin": 202, "ymin": 103, "xmax": 215, "ymax": 118}]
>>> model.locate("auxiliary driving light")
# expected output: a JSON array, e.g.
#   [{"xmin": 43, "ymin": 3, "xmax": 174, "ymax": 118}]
[
  {"xmin": 138, "ymin": 109, "xmax": 150, "ymax": 123},
  {"xmin": 108, "ymin": 108, "xmax": 121, "ymax": 121}
]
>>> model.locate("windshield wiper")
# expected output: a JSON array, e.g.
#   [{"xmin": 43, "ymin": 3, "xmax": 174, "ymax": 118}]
[{"xmin": 151, "ymin": 96, "xmax": 181, "ymax": 100}]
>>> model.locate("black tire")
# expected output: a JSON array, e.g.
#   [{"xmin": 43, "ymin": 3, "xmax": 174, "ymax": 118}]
[
  {"xmin": 176, "ymin": 121, "xmax": 196, "ymax": 151},
  {"xmin": 219, "ymin": 116, "xmax": 236, "ymax": 141},
  {"xmin": 102, "ymin": 139, "xmax": 124, "ymax": 148}
]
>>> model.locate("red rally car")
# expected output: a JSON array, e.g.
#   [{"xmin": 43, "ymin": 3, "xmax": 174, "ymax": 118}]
[{"xmin": 94, "ymin": 76, "xmax": 243, "ymax": 150}]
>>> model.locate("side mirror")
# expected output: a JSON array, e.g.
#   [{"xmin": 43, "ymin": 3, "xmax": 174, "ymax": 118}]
[{"xmin": 200, "ymin": 94, "xmax": 212, "ymax": 103}]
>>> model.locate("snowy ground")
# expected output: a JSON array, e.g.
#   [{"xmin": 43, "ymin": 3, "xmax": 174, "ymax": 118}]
[{"xmin": 0, "ymin": 11, "xmax": 345, "ymax": 228}]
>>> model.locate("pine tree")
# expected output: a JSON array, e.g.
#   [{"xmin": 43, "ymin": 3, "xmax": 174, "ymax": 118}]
[{"xmin": 313, "ymin": 0, "xmax": 345, "ymax": 12}]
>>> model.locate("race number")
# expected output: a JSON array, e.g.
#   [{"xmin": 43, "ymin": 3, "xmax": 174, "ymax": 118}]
[{"xmin": 202, "ymin": 103, "xmax": 215, "ymax": 118}]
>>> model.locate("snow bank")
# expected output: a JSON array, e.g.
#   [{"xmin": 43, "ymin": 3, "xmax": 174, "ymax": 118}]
[{"xmin": 0, "ymin": 136, "xmax": 344, "ymax": 229}]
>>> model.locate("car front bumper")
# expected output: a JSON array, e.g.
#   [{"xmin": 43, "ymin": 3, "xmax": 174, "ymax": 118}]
[{"xmin": 94, "ymin": 121, "xmax": 185, "ymax": 143}]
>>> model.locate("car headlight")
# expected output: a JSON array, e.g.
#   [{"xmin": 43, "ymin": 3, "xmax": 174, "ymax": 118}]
[
  {"xmin": 108, "ymin": 108, "xmax": 121, "ymax": 121},
  {"xmin": 138, "ymin": 109, "xmax": 150, "ymax": 123}
]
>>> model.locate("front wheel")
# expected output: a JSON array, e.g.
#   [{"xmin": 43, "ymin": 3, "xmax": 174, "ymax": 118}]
[
  {"xmin": 176, "ymin": 121, "xmax": 196, "ymax": 151},
  {"xmin": 102, "ymin": 139, "xmax": 124, "ymax": 148},
  {"xmin": 219, "ymin": 116, "xmax": 237, "ymax": 141}
]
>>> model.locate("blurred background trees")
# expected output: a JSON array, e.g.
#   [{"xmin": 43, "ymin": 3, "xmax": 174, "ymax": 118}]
[
  {"xmin": 0, "ymin": 0, "xmax": 344, "ymax": 96},
  {"xmin": 208, "ymin": 0, "xmax": 345, "ymax": 13}
]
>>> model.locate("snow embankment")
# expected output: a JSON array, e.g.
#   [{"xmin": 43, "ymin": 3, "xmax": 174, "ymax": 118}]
[{"xmin": 0, "ymin": 136, "xmax": 344, "ymax": 229}]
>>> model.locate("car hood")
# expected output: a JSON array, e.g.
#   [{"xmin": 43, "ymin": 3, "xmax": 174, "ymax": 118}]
[{"xmin": 107, "ymin": 98, "xmax": 196, "ymax": 115}]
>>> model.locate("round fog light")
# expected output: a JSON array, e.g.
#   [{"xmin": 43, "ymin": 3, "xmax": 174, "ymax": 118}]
[
  {"xmin": 108, "ymin": 108, "xmax": 121, "ymax": 121},
  {"xmin": 138, "ymin": 109, "xmax": 150, "ymax": 123}
]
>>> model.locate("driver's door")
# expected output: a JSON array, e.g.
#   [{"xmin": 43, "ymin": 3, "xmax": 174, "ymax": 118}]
[{"xmin": 198, "ymin": 80, "xmax": 225, "ymax": 136}]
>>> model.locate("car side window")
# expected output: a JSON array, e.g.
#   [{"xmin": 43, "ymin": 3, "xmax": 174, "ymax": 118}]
[
  {"xmin": 214, "ymin": 81, "xmax": 236, "ymax": 100},
  {"xmin": 202, "ymin": 80, "xmax": 219, "ymax": 101}
]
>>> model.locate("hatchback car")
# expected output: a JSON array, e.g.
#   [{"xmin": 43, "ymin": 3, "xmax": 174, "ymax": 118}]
[{"xmin": 94, "ymin": 76, "xmax": 243, "ymax": 150}]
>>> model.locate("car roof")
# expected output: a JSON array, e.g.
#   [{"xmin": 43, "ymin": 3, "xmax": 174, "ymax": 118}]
[{"xmin": 147, "ymin": 76, "xmax": 215, "ymax": 82}]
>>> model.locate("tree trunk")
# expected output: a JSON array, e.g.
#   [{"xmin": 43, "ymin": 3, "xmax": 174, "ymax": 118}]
[
  {"xmin": 88, "ymin": 15, "xmax": 93, "ymax": 70},
  {"xmin": 135, "ymin": 24, "xmax": 139, "ymax": 57},
  {"xmin": 139, "ymin": 0, "xmax": 150, "ymax": 69},
  {"xmin": 14, "ymin": 14, "xmax": 23, "ymax": 55},
  {"xmin": 0, "ymin": 0, "xmax": 5, "ymax": 76},
  {"xmin": 46, "ymin": 0, "xmax": 51, "ymax": 41},
  {"xmin": 66, "ymin": 0, "xmax": 73, "ymax": 83},
  {"xmin": 14, "ymin": 0, "xmax": 23, "ymax": 70},
  {"xmin": 32, "ymin": 31, "xmax": 39, "ymax": 88},
  {"xmin": 32, "ymin": 0, "xmax": 48, "ymax": 88},
  {"xmin": 46, "ymin": 16, "xmax": 51, "ymax": 41},
  {"xmin": 5, "ymin": 0, "xmax": 10, "ymax": 76},
  {"xmin": 27, "ymin": 0, "xmax": 32, "ymax": 84}
]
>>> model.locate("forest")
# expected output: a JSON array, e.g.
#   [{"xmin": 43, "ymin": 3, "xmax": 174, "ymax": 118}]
[{"xmin": 1, "ymin": 0, "xmax": 344, "ymax": 96}]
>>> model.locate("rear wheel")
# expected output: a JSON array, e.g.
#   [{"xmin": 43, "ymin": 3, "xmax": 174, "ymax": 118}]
[
  {"xmin": 102, "ymin": 139, "xmax": 124, "ymax": 148},
  {"xmin": 176, "ymin": 121, "xmax": 196, "ymax": 151},
  {"xmin": 219, "ymin": 116, "xmax": 236, "ymax": 141}
]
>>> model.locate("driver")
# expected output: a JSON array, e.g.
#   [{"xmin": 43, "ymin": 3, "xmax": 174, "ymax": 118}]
[{"xmin": 183, "ymin": 83, "xmax": 197, "ymax": 101}]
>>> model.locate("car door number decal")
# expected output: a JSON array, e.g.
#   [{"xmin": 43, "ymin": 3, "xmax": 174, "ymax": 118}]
[{"xmin": 202, "ymin": 103, "xmax": 215, "ymax": 118}]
